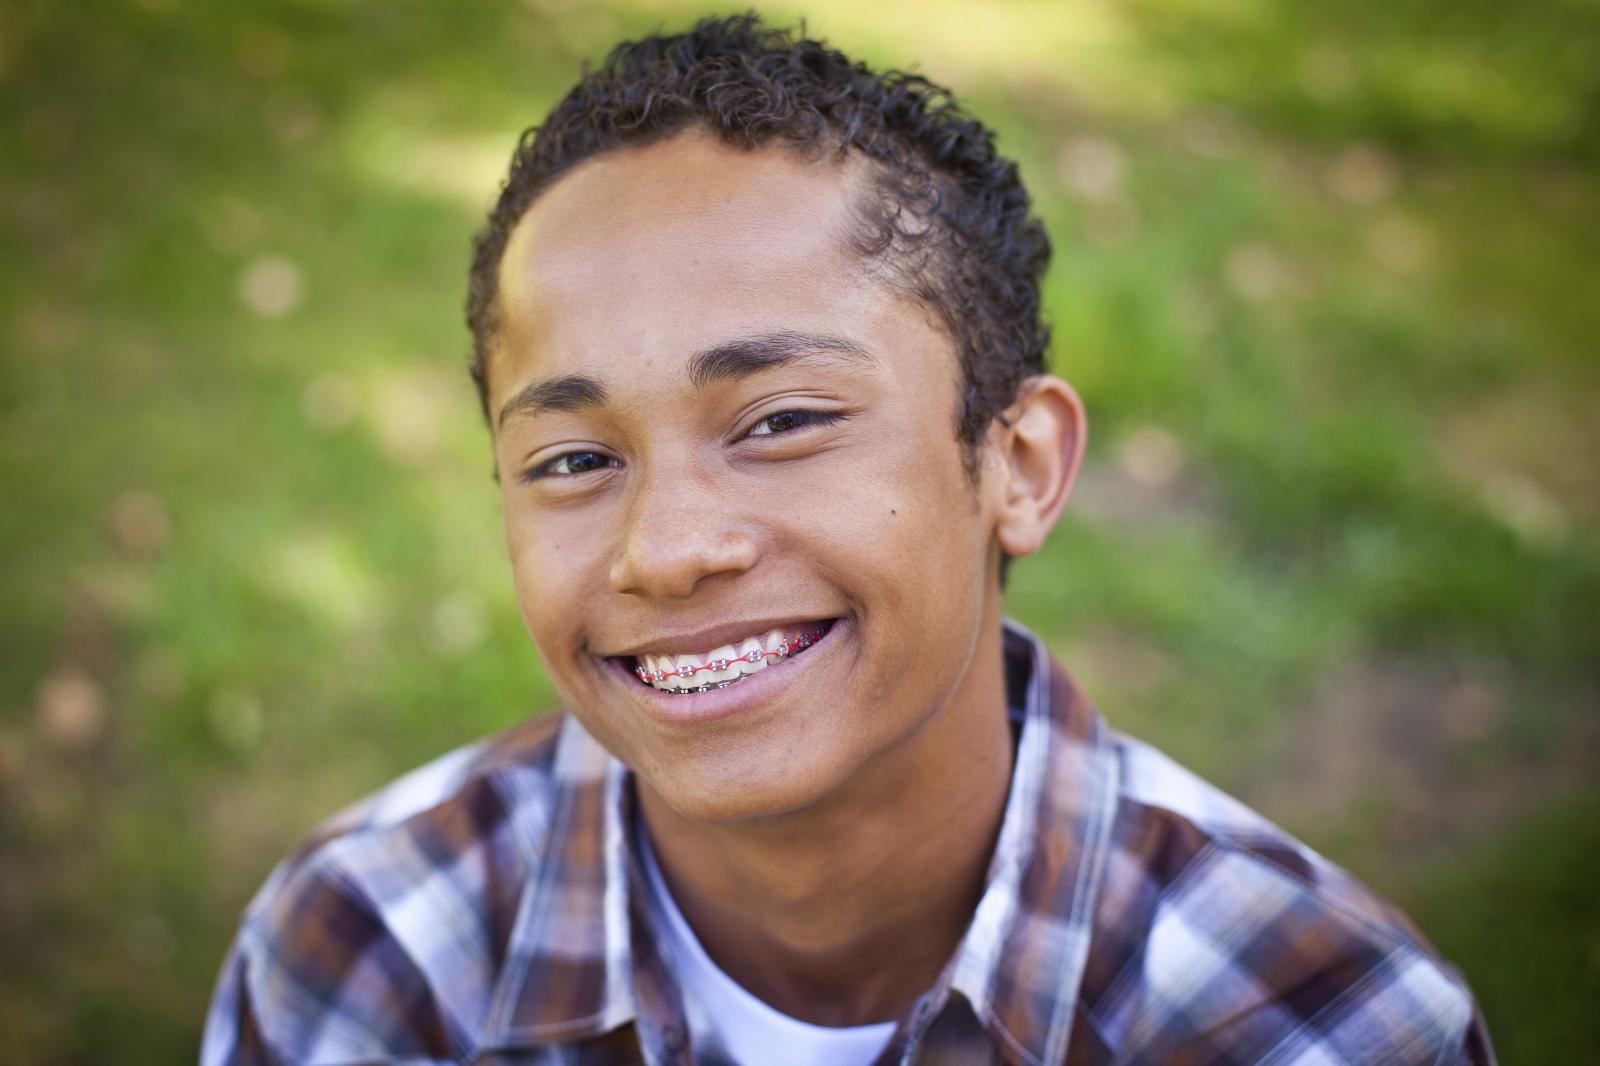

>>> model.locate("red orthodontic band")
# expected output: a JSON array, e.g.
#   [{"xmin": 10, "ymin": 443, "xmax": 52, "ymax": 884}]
[{"xmin": 633, "ymin": 628, "xmax": 825, "ymax": 684}]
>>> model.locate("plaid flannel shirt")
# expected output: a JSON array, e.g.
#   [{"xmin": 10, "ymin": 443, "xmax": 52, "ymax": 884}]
[{"xmin": 203, "ymin": 622, "xmax": 1494, "ymax": 1065}]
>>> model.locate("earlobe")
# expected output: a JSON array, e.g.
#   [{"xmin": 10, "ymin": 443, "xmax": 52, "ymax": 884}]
[{"xmin": 992, "ymin": 376, "xmax": 1086, "ymax": 559}]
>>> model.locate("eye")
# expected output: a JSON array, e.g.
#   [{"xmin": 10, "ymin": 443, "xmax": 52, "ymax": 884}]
[
  {"xmin": 746, "ymin": 409, "xmax": 846, "ymax": 437},
  {"xmin": 522, "ymin": 449, "xmax": 618, "ymax": 482}
]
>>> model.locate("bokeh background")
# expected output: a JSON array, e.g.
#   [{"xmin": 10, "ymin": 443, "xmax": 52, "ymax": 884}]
[{"xmin": 3, "ymin": 0, "xmax": 1597, "ymax": 1061}]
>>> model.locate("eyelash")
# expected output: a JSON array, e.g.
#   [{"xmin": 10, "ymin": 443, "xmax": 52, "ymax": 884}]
[
  {"xmin": 747, "ymin": 408, "xmax": 846, "ymax": 436},
  {"xmin": 520, "ymin": 408, "xmax": 846, "ymax": 483},
  {"xmin": 523, "ymin": 450, "xmax": 616, "ymax": 482}
]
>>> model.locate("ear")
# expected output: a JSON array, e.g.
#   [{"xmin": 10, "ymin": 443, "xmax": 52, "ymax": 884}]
[{"xmin": 987, "ymin": 376, "xmax": 1086, "ymax": 559}]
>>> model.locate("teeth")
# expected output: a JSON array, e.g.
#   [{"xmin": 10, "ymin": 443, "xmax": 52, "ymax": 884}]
[
  {"xmin": 703, "ymin": 644, "xmax": 739, "ymax": 684},
  {"xmin": 736, "ymin": 637, "xmax": 765, "ymax": 675},
  {"xmin": 761, "ymin": 629, "xmax": 787, "ymax": 663},
  {"xmin": 634, "ymin": 624, "xmax": 828, "ymax": 693}
]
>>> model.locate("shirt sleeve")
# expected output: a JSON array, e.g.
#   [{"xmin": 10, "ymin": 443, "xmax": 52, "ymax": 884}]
[
  {"xmin": 1449, "ymin": 1001, "xmax": 1498, "ymax": 1066},
  {"xmin": 197, "ymin": 858, "xmax": 469, "ymax": 1066},
  {"xmin": 200, "ymin": 940, "xmax": 284, "ymax": 1066}
]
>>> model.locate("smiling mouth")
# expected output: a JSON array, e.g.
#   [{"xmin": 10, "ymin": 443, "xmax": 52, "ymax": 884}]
[{"xmin": 625, "ymin": 620, "xmax": 836, "ymax": 695}]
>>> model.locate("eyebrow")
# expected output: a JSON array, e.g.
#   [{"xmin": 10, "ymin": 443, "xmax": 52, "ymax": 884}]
[
  {"xmin": 496, "ymin": 374, "xmax": 610, "ymax": 427},
  {"xmin": 497, "ymin": 331, "xmax": 873, "ymax": 427},
  {"xmin": 685, "ymin": 331, "xmax": 873, "ymax": 389}
]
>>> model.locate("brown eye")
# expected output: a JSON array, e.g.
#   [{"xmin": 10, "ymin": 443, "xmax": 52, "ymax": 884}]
[
  {"xmin": 747, "ymin": 410, "xmax": 846, "ymax": 437},
  {"xmin": 523, "ymin": 450, "xmax": 617, "ymax": 482},
  {"xmin": 564, "ymin": 451, "xmax": 609, "ymax": 473},
  {"xmin": 761, "ymin": 411, "xmax": 806, "ymax": 434}
]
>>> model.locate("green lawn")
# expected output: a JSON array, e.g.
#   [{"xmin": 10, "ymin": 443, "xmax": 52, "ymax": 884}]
[{"xmin": 2, "ymin": 1, "xmax": 1596, "ymax": 1060}]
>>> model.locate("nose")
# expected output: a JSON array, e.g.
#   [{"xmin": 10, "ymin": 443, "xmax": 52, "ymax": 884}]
[{"xmin": 608, "ymin": 464, "xmax": 759, "ymax": 599}]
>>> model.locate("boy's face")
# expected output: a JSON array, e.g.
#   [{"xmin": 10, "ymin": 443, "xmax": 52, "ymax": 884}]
[{"xmin": 487, "ymin": 132, "xmax": 1011, "ymax": 822}]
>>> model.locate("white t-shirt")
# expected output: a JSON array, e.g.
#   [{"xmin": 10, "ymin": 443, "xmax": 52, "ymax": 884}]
[{"xmin": 636, "ymin": 822, "xmax": 898, "ymax": 1066}]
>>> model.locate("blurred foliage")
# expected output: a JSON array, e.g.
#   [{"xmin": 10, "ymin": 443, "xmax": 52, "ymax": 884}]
[
  {"xmin": 1406, "ymin": 798, "xmax": 1600, "ymax": 1062},
  {"xmin": 2, "ymin": 0, "xmax": 1597, "ymax": 1061}
]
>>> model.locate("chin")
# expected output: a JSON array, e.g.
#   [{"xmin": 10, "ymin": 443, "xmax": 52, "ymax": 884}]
[{"xmin": 642, "ymin": 744, "xmax": 851, "ymax": 825}]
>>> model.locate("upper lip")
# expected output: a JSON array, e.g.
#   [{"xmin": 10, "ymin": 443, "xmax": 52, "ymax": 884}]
[{"xmin": 600, "ymin": 615, "xmax": 838, "ymax": 659}]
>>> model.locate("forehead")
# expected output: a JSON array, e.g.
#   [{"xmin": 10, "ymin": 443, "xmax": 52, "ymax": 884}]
[{"xmin": 491, "ymin": 132, "xmax": 906, "ymax": 393}]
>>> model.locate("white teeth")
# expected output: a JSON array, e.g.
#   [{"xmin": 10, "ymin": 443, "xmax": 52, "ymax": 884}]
[
  {"xmin": 736, "ymin": 638, "xmax": 765, "ymax": 675},
  {"xmin": 637, "ymin": 624, "xmax": 827, "ymax": 692},
  {"xmin": 704, "ymin": 645, "xmax": 739, "ymax": 684},
  {"xmin": 673, "ymin": 653, "xmax": 701, "ymax": 680},
  {"xmin": 644, "ymin": 653, "xmax": 678, "ymax": 688}
]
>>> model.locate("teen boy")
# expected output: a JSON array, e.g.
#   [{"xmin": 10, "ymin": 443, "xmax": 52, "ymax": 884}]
[{"xmin": 203, "ymin": 16, "xmax": 1493, "ymax": 1065}]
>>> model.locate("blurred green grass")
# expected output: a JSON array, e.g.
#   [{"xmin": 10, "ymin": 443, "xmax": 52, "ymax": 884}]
[{"xmin": 2, "ymin": 1, "xmax": 1596, "ymax": 1061}]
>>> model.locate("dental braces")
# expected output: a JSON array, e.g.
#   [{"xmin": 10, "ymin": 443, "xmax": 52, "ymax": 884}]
[{"xmin": 634, "ymin": 628, "xmax": 825, "ymax": 686}]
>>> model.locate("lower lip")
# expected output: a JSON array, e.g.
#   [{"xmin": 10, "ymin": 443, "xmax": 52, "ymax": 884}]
[{"xmin": 607, "ymin": 618, "xmax": 849, "ymax": 728}]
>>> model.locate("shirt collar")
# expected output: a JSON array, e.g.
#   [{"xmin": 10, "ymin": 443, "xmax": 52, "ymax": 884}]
[
  {"xmin": 481, "ymin": 718, "xmax": 637, "ymax": 1048},
  {"xmin": 945, "ymin": 621, "xmax": 1121, "ymax": 1064},
  {"xmin": 480, "ymin": 619, "xmax": 1120, "ymax": 1064}
]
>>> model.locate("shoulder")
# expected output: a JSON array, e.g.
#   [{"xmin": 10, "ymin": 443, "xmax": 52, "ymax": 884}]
[
  {"xmin": 202, "ymin": 713, "xmax": 571, "ymax": 1066},
  {"xmin": 1078, "ymin": 731, "xmax": 1488, "ymax": 1064}
]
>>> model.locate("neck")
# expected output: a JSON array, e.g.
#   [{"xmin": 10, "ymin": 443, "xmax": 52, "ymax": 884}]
[{"xmin": 636, "ymin": 618, "xmax": 1015, "ymax": 1027}]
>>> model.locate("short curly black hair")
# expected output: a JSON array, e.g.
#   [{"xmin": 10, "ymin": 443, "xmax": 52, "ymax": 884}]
[{"xmin": 466, "ymin": 12, "xmax": 1051, "ymax": 467}]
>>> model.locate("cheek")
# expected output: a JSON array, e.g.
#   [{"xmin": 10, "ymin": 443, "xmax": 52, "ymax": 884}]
[
  {"xmin": 506, "ymin": 558, "xmax": 557, "ymax": 667},
  {"xmin": 502, "ymin": 506, "xmax": 590, "ymax": 652},
  {"xmin": 876, "ymin": 439, "xmax": 986, "ymax": 579},
  {"xmin": 508, "ymin": 547, "xmax": 546, "ymax": 638},
  {"xmin": 808, "ymin": 429, "xmax": 989, "ymax": 653}
]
